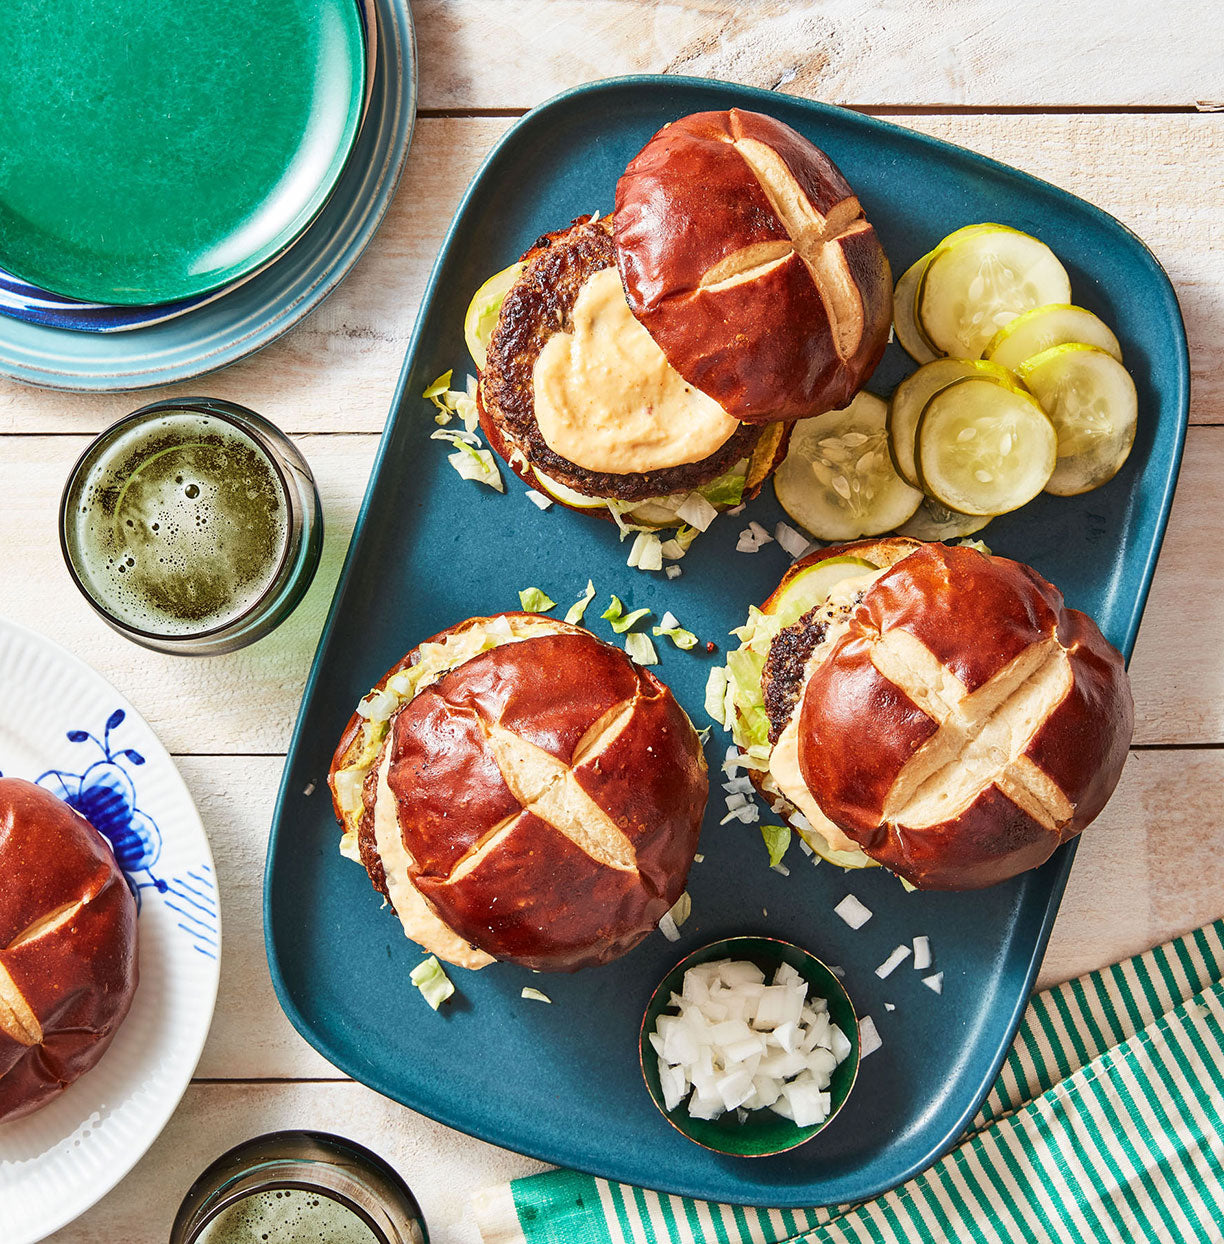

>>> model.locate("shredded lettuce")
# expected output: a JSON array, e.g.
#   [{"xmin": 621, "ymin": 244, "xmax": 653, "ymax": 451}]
[
  {"xmin": 410, "ymin": 956, "xmax": 455, "ymax": 1009},
  {"xmin": 564, "ymin": 579, "xmax": 597, "ymax": 625},
  {"xmin": 423, "ymin": 370, "xmax": 453, "ymax": 401},
  {"xmin": 705, "ymin": 667, "xmax": 729, "ymax": 726},
  {"xmin": 627, "ymin": 531, "xmax": 664, "ymax": 571},
  {"xmin": 518, "ymin": 587, "xmax": 556, "ymax": 613},
  {"xmin": 761, "ymin": 824, "xmax": 792, "ymax": 869},
  {"xmin": 653, "ymin": 610, "xmax": 698, "ymax": 650},
  {"xmin": 698, "ymin": 468, "xmax": 747, "ymax": 508},
  {"xmin": 424, "ymin": 372, "xmax": 480, "ymax": 432},
  {"xmin": 602, "ymin": 595, "xmax": 652, "ymax": 634},
  {"xmin": 625, "ymin": 632, "xmax": 658, "ymax": 665},
  {"xmin": 447, "ymin": 447, "xmax": 503, "ymax": 491}
]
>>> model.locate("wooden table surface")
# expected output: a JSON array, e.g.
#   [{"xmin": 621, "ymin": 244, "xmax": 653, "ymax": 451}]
[{"xmin": 6, "ymin": 4, "xmax": 1220, "ymax": 1240}]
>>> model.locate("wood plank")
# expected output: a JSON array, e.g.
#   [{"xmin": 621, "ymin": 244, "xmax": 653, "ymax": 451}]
[
  {"xmin": 0, "ymin": 114, "xmax": 1219, "ymax": 436},
  {"xmin": 42, "ymin": 1079, "xmax": 546, "ymax": 1244},
  {"xmin": 411, "ymin": 1, "xmax": 1222, "ymax": 110},
  {"xmin": 180, "ymin": 745, "xmax": 1224, "ymax": 1081},
  {"xmin": 0, "ymin": 426, "xmax": 1216, "ymax": 755}
]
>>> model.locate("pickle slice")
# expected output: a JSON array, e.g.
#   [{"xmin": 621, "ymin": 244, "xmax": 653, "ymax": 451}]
[
  {"xmin": 775, "ymin": 392, "xmax": 922, "ymax": 540},
  {"xmin": 532, "ymin": 468, "xmax": 608, "ymax": 510},
  {"xmin": 464, "ymin": 262, "xmax": 525, "ymax": 371},
  {"xmin": 891, "ymin": 225, "xmax": 995, "ymax": 363},
  {"xmin": 916, "ymin": 377, "xmax": 1056, "ymax": 515},
  {"xmin": 887, "ymin": 357, "xmax": 1014, "ymax": 487},
  {"xmin": 918, "ymin": 226, "xmax": 1071, "ymax": 359},
  {"xmin": 1017, "ymin": 344, "xmax": 1138, "ymax": 496},
  {"xmin": 893, "ymin": 253, "xmax": 939, "ymax": 365},
  {"xmin": 897, "ymin": 497, "xmax": 991, "ymax": 542},
  {"xmin": 985, "ymin": 303, "xmax": 1122, "ymax": 372}
]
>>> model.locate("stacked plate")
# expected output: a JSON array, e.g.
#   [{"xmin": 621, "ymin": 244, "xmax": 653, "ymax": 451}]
[{"xmin": 0, "ymin": 0, "xmax": 416, "ymax": 390}]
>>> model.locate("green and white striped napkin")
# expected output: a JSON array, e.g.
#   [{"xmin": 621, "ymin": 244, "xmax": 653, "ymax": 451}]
[{"xmin": 473, "ymin": 919, "xmax": 1224, "ymax": 1244}]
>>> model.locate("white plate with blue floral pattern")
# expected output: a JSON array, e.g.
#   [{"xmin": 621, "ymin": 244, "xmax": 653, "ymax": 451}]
[{"xmin": 0, "ymin": 616, "xmax": 220, "ymax": 1243}]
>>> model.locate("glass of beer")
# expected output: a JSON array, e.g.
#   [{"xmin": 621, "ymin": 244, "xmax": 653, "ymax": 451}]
[
  {"xmin": 60, "ymin": 398, "xmax": 323, "ymax": 655},
  {"xmin": 169, "ymin": 1131, "xmax": 428, "ymax": 1244}
]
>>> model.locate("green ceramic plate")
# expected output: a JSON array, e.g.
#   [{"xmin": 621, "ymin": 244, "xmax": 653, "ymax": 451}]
[
  {"xmin": 0, "ymin": 0, "xmax": 366, "ymax": 306},
  {"xmin": 640, "ymin": 937, "xmax": 860, "ymax": 1156}
]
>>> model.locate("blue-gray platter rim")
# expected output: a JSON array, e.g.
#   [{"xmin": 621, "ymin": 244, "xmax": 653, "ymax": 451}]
[
  {"xmin": 0, "ymin": 0, "xmax": 415, "ymax": 390},
  {"xmin": 264, "ymin": 75, "xmax": 1189, "ymax": 1207}
]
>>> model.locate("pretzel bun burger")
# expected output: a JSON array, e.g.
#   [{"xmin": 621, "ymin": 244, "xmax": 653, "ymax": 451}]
[
  {"xmin": 716, "ymin": 539, "xmax": 1132, "ymax": 890},
  {"xmin": 0, "ymin": 778, "xmax": 138, "ymax": 1123},
  {"xmin": 467, "ymin": 109, "xmax": 889, "ymax": 528},
  {"xmin": 329, "ymin": 614, "xmax": 708, "ymax": 972}
]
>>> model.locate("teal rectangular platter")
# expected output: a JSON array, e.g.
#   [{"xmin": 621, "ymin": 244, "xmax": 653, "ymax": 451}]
[{"xmin": 265, "ymin": 76, "xmax": 1188, "ymax": 1206}]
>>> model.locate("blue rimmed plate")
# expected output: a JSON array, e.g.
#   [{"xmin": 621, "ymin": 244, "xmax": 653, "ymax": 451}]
[
  {"xmin": 265, "ymin": 77, "xmax": 1188, "ymax": 1207},
  {"xmin": 0, "ymin": 0, "xmax": 413, "ymax": 389},
  {"xmin": 0, "ymin": 616, "xmax": 219, "ymax": 1244},
  {"xmin": 0, "ymin": 1, "xmax": 381, "ymax": 336}
]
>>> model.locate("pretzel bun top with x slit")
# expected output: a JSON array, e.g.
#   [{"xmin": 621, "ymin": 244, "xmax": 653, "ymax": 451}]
[
  {"xmin": 330, "ymin": 615, "xmax": 707, "ymax": 973},
  {"xmin": 794, "ymin": 543, "xmax": 1133, "ymax": 889},
  {"xmin": 0, "ymin": 778, "xmax": 138, "ymax": 1123},
  {"xmin": 614, "ymin": 109, "xmax": 892, "ymax": 424}
]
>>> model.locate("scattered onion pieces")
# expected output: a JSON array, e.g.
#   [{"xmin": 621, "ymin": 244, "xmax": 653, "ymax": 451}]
[
  {"xmin": 521, "ymin": 987, "xmax": 552, "ymax": 1004},
  {"xmin": 834, "ymin": 894, "xmax": 873, "ymax": 930},
  {"xmin": 649, "ymin": 959, "xmax": 853, "ymax": 1125}
]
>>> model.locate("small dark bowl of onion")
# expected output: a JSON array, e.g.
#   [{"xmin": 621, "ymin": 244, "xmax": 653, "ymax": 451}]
[{"xmin": 639, "ymin": 935, "xmax": 860, "ymax": 1156}]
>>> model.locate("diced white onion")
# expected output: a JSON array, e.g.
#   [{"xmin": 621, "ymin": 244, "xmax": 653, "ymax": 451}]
[
  {"xmin": 665, "ymin": 566, "xmax": 682, "ymax": 579},
  {"xmin": 647, "ymin": 958, "xmax": 854, "ymax": 1126},
  {"xmin": 774, "ymin": 522, "xmax": 810, "ymax": 557},
  {"xmin": 859, "ymin": 1016, "xmax": 882, "ymax": 1058},
  {"xmin": 875, "ymin": 945, "xmax": 912, "ymax": 979},
  {"xmin": 913, "ymin": 935, "xmax": 932, "ymax": 971},
  {"xmin": 747, "ymin": 521, "xmax": 773, "ymax": 545},
  {"xmin": 676, "ymin": 492, "xmax": 720, "ymax": 531},
  {"xmin": 923, "ymin": 972, "xmax": 944, "ymax": 994},
  {"xmin": 525, "ymin": 489, "xmax": 553, "ymax": 510},
  {"xmin": 521, "ymin": 987, "xmax": 552, "ymax": 1003},
  {"xmin": 727, "ymin": 503, "xmax": 746, "ymax": 515},
  {"xmin": 834, "ymin": 894, "xmax": 873, "ymax": 930}
]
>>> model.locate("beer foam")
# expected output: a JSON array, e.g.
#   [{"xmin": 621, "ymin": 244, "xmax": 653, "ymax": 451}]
[
  {"xmin": 195, "ymin": 1187, "xmax": 382, "ymax": 1244},
  {"xmin": 65, "ymin": 413, "xmax": 290, "ymax": 637}
]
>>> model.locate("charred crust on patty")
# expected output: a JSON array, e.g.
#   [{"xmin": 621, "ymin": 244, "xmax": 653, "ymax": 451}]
[
  {"xmin": 761, "ymin": 607, "xmax": 829, "ymax": 744},
  {"xmin": 479, "ymin": 216, "xmax": 764, "ymax": 503}
]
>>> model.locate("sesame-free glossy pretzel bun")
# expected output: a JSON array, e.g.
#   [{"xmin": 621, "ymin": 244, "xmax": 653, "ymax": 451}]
[
  {"xmin": 0, "ymin": 778, "xmax": 138, "ymax": 1123},
  {"xmin": 614, "ymin": 109, "xmax": 891, "ymax": 425},
  {"xmin": 796, "ymin": 543, "xmax": 1133, "ymax": 889},
  {"xmin": 333, "ymin": 616, "xmax": 708, "ymax": 972}
]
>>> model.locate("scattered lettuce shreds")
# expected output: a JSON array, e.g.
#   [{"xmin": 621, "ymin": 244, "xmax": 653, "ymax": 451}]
[
  {"xmin": 422, "ymin": 370, "xmax": 453, "ymax": 401},
  {"xmin": 628, "ymin": 531, "xmax": 664, "ymax": 571},
  {"xmin": 760, "ymin": 824, "xmax": 791, "ymax": 869},
  {"xmin": 654, "ymin": 609, "xmax": 699, "ymax": 650},
  {"xmin": 705, "ymin": 667, "xmax": 729, "ymax": 725},
  {"xmin": 448, "ymin": 448, "xmax": 503, "ymax": 491},
  {"xmin": 426, "ymin": 373, "xmax": 502, "ymax": 489},
  {"xmin": 565, "ymin": 580, "xmax": 597, "ymax": 625},
  {"xmin": 518, "ymin": 587, "xmax": 556, "ymax": 613},
  {"xmin": 603, "ymin": 595, "xmax": 652, "ymax": 633},
  {"xmin": 410, "ymin": 956, "xmax": 454, "ymax": 1009},
  {"xmin": 658, "ymin": 890, "xmax": 691, "ymax": 941},
  {"xmin": 625, "ymin": 632, "xmax": 658, "ymax": 665}
]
